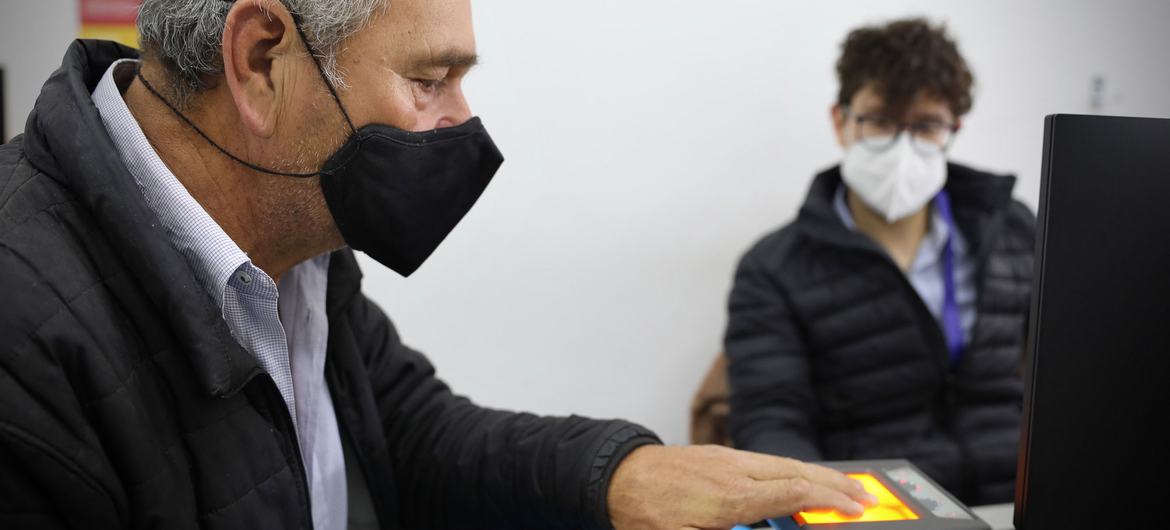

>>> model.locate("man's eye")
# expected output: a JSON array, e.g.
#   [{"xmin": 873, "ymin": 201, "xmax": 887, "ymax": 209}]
[
  {"xmin": 413, "ymin": 78, "xmax": 443, "ymax": 93},
  {"xmin": 912, "ymin": 122, "xmax": 948, "ymax": 133},
  {"xmin": 862, "ymin": 117, "xmax": 898, "ymax": 132}
]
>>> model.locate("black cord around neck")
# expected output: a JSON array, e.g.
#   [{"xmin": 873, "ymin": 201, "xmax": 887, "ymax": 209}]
[{"xmin": 135, "ymin": 68, "xmax": 321, "ymax": 178}]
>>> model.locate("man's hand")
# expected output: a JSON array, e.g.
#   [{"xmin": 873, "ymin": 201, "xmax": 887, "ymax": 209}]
[{"xmin": 607, "ymin": 445, "xmax": 876, "ymax": 530}]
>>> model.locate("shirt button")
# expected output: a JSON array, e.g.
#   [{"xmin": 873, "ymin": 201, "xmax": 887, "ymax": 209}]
[{"xmin": 235, "ymin": 271, "xmax": 253, "ymax": 285}]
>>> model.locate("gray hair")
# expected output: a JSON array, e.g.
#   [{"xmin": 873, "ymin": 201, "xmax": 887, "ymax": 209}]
[{"xmin": 137, "ymin": 0, "xmax": 386, "ymax": 105}]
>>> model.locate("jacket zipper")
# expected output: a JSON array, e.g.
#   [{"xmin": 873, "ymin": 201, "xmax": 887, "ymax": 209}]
[
  {"xmin": 252, "ymin": 375, "xmax": 316, "ymax": 529},
  {"xmin": 331, "ymin": 377, "xmax": 387, "ymax": 529},
  {"xmin": 864, "ymin": 211, "xmax": 1006, "ymax": 378}
]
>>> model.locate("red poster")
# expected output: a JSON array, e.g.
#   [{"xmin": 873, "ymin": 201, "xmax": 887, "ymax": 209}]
[
  {"xmin": 79, "ymin": 0, "xmax": 142, "ymax": 48},
  {"xmin": 80, "ymin": 0, "xmax": 142, "ymax": 24}
]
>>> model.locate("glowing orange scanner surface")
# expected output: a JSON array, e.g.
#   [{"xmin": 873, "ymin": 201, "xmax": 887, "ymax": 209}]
[{"xmin": 797, "ymin": 473, "xmax": 919, "ymax": 524}]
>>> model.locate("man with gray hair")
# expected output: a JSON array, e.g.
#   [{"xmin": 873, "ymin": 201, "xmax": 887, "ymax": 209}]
[{"xmin": 0, "ymin": 1, "xmax": 873, "ymax": 529}]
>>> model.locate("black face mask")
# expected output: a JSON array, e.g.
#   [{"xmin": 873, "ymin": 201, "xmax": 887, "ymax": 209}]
[
  {"xmin": 137, "ymin": 19, "xmax": 504, "ymax": 277},
  {"xmin": 319, "ymin": 118, "xmax": 503, "ymax": 276}
]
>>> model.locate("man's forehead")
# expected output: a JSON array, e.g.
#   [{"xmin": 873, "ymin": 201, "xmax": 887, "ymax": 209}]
[{"xmin": 379, "ymin": 0, "xmax": 477, "ymax": 67}]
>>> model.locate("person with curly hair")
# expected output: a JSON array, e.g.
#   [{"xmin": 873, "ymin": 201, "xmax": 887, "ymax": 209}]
[{"xmin": 725, "ymin": 18, "xmax": 1036, "ymax": 505}]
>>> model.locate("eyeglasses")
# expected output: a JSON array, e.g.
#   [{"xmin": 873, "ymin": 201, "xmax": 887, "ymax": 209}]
[{"xmin": 844, "ymin": 106, "xmax": 958, "ymax": 155}]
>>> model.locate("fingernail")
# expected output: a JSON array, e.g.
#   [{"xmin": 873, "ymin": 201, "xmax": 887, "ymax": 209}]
[
  {"xmin": 864, "ymin": 493, "xmax": 878, "ymax": 505},
  {"xmin": 848, "ymin": 501, "xmax": 865, "ymax": 515}
]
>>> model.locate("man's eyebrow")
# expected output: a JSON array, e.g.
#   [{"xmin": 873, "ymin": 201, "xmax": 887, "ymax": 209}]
[{"xmin": 410, "ymin": 49, "xmax": 480, "ymax": 70}]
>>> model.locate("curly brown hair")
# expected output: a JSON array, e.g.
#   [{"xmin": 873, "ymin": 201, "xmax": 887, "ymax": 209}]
[{"xmin": 836, "ymin": 18, "xmax": 974, "ymax": 118}]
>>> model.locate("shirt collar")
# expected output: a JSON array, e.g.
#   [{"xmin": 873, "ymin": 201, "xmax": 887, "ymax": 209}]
[{"xmin": 91, "ymin": 58, "xmax": 254, "ymax": 308}]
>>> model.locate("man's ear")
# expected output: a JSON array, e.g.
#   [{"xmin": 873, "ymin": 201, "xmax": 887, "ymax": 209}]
[
  {"xmin": 221, "ymin": 0, "xmax": 300, "ymax": 138},
  {"xmin": 831, "ymin": 103, "xmax": 848, "ymax": 149}
]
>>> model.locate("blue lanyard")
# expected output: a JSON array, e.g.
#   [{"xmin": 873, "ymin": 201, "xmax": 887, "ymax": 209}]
[{"xmin": 934, "ymin": 191, "xmax": 964, "ymax": 369}]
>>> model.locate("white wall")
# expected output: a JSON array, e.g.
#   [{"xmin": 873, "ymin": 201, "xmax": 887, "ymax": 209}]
[
  {"xmin": 3, "ymin": 1, "xmax": 1169, "ymax": 444},
  {"xmin": 1, "ymin": 0, "xmax": 80, "ymax": 141}
]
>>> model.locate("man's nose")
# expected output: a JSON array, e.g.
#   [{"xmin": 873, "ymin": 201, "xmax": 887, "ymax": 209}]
[{"xmin": 434, "ymin": 88, "xmax": 473, "ymax": 129}]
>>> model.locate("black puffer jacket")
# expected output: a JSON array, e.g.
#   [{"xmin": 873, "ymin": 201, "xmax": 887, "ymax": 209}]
[
  {"xmin": 0, "ymin": 40, "xmax": 659, "ymax": 530},
  {"xmin": 725, "ymin": 164, "xmax": 1034, "ymax": 505}
]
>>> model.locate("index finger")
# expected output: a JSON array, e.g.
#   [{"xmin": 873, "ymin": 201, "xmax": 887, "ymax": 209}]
[{"xmin": 737, "ymin": 477, "xmax": 867, "ymax": 523}]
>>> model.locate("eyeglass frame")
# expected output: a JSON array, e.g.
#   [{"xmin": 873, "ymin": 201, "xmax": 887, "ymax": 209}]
[{"xmin": 841, "ymin": 105, "xmax": 960, "ymax": 155}]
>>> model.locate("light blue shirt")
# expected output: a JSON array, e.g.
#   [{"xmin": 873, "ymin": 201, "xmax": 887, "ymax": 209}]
[
  {"xmin": 92, "ymin": 59, "xmax": 346, "ymax": 530},
  {"xmin": 834, "ymin": 185, "xmax": 977, "ymax": 348}
]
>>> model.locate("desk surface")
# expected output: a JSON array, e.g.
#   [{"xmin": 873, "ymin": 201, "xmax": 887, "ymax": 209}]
[{"xmin": 971, "ymin": 503, "xmax": 1013, "ymax": 530}]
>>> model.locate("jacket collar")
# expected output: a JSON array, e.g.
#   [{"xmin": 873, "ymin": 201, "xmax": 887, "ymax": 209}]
[
  {"xmin": 326, "ymin": 250, "xmax": 364, "ymax": 320},
  {"xmin": 796, "ymin": 162, "xmax": 1018, "ymax": 258},
  {"xmin": 18, "ymin": 40, "xmax": 372, "ymax": 398}
]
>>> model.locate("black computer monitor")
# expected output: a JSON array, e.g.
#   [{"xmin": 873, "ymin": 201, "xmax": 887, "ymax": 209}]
[{"xmin": 1015, "ymin": 114, "xmax": 1170, "ymax": 528}]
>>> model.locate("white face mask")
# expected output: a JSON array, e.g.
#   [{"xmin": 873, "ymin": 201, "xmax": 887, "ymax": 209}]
[{"xmin": 840, "ymin": 134, "xmax": 947, "ymax": 223}]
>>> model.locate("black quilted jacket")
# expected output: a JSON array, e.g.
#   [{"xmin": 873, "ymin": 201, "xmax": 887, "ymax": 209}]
[
  {"xmin": 0, "ymin": 40, "xmax": 659, "ymax": 530},
  {"xmin": 725, "ymin": 164, "xmax": 1035, "ymax": 505}
]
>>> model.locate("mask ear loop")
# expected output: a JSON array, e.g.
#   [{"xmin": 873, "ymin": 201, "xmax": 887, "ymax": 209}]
[
  {"xmin": 288, "ymin": 12, "xmax": 358, "ymax": 137},
  {"xmin": 135, "ymin": 2, "xmax": 358, "ymax": 178},
  {"xmin": 287, "ymin": 12, "xmax": 368, "ymax": 175}
]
